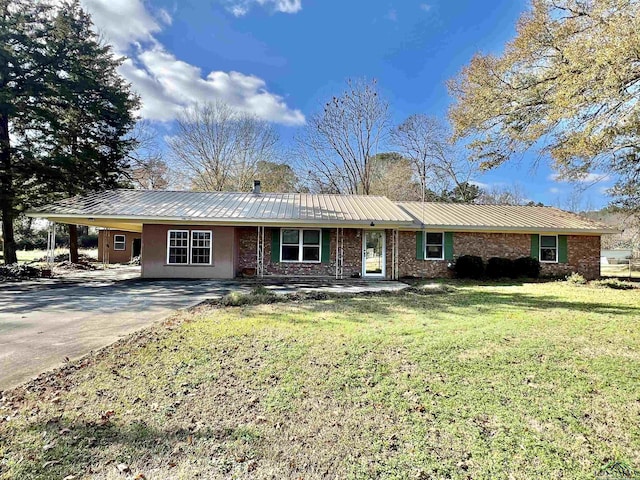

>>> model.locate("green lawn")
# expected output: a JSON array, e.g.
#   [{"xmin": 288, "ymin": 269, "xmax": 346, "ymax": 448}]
[
  {"xmin": 15, "ymin": 248, "xmax": 98, "ymax": 264},
  {"xmin": 601, "ymin": 262, "xmax": 640, "ymax": 279},
  {"xmin": 1, "ymin": 282, "xmax": 639, "ymax": 479}
]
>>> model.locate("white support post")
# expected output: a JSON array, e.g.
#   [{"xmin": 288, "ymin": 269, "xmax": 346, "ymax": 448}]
[
  {"xmin": 102, "ymin": 228, "xmax": 110, "ymax": 268},
  {"xmin": 335, "ymin": 227, "xmax": 344, "ymax": 280},
  {"xmin": 46, "ymin": 221, "xmax": 56, "ymax": 266},
  {"xmin": 256, "ymin": 226, "xmax": 265, "ymax": 278},
  {"xmin": 392, "ymin": 229, "xmax": 399, "ymax": 280}
]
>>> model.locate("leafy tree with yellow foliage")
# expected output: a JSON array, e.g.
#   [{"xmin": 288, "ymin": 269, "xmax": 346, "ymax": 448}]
[{"xmin": 448, "ymin": 0, "xmax": 640, "ymax": 210}]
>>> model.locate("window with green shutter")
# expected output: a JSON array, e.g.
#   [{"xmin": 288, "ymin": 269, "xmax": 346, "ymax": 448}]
[
  {"xmin": 321, "ymin": 229, "xmax": 331, "ymax": 263},
  {"xmin": 277, "ymin": 228, "xmax": 322, "ymax": 263},
  {"xmin": 270, "ymin": 228, "xmax": 280, "ymax": 263},
  {"xmin": 558, "ymin": 235, "xmax": 568, "ymax": 263},
  {"xmin": 416, "ymin": 231, "xmax": 425, "ymax": 260},
  {"xmin": 530, "ymin": 234, "xmax": 540, "ymax": 260},
  {"xmin": 444, "ymin": 232, "xmax": 454, "ymax": 260}
]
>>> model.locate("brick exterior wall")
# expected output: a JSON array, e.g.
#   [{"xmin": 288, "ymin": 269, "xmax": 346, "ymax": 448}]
[
  {"xmin": 235, "ymin": 227, "xmax": 601, "ymax": 280},
  {"xmin": 236, "ymin": 227, "xmax": 364, "ymax": 278},
  {"xmin": 540, "ymin": 234, "xmax": 600, "ymax": 280},
  {"xmin": 397, "ymin": 231, "xmax": 450, "ymax": 278}
]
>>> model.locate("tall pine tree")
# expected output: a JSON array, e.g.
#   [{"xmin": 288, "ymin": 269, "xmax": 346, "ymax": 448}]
[
  {"xmin": 0, "ymin": 0, "xmax": 56, "ymax": 264},
  {"xmin": 45, "ymin": 1, "xmax": 139, "ymax": 262},
  {"xmin": 0, "ymin": 0, "xmax": 139, "ymax": 264}
]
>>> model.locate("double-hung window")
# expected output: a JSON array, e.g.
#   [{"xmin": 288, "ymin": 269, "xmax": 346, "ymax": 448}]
[
  {"xmin": 425, "ymin": 232, "xmax": 444, "ymax": 260},
  {"xmin": 540, "ymin": 235, "xmax": 558, "ymax": 263},
  {"xmin": 167, "ymin": 230, "xmax": 189, "ymax": 264},
  {"xmin": 281, "ymin": 228, "xmax": 321, "ymax": 262},
  {"xmin": 190, "ymin": 231, "xmax": 212, "ymax": 265},
  {"xmin": 113, "ymin": 234, "xmax": 126, "ymax": 251},
  {"xmin": 167, "ymin": 230, "xmax": 213, "ymax": 265}
]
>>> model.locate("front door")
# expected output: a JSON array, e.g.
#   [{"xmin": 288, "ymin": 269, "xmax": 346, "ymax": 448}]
[{"xmin": 363, "ymin": 230, "xmax": 385, "ymax": 277}]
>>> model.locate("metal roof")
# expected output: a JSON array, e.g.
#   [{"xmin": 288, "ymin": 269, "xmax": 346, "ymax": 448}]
[
  {"xmin": 29, "ymin": 189, "xmax": 413, "ymax": 225},
  {"xmin": 396, "ymin": 202, "xmax": 617, "ymax": 234},
  {"xmin": 28, "ymin": 189, "xmax": 617, "ymax": 234}
]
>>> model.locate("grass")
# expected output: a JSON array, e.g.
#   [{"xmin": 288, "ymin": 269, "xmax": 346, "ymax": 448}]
[
  {"xmin": 15, "ymin": 248, "xmax": 98, "ymax": 264},
  {"xmin": 601, "ymin": 263, "xmax": 640, "ymax": 279},
  {"xmin": 1, "ymin": 282, "xmax": 640, "ymax": 479}
]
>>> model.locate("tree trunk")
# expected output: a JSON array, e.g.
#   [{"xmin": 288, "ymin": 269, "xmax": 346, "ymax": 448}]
[
  {"xmin": 69, "ymin": 224, "xmax": 79, "ymax": 263},
  {"xmin": 0, "ymin": 111, "xmax": 17, "ymax": 265}
]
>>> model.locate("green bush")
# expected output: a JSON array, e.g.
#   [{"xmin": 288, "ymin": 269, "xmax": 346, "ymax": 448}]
[
  {"xmin": 566, "ymin": 272, "xmax": 587, "ymax": 285},
  {"xmin": 591, "ymin": 278, "xmax": 637, "ymax": 290},
  {"xmin": 513, "ymin": 256, "xmax": 541, "ymax": 278},
  {"xmin": 453, "ymin": 255, "xmax": 485, "ymax": 279},
  {"xmin": 78, "ymin": 234, "xmax": 98, "ymax": 248},
  {"xmin": 486, "ymin": 257, "xmax": 516, "ymax": 279}
]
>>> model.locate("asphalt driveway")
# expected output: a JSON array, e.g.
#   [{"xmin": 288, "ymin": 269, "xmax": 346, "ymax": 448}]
[
  {"xmin": 0, "ymin": 279, "xmax": 249, "ymax": 391},
  {"xmin": 0, "ymin": 275, "xmax": 408, "ymax": 391}
]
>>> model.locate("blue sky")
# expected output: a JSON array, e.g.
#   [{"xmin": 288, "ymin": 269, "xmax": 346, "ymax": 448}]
[{"xmin": 82, "ymin": 0, "xmax": 613, "ymax": 210}]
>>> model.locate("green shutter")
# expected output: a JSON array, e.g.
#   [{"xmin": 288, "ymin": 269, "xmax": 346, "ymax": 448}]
[
  {"xmin": 444, "ymin": 232, "xmax": 454, "ymax": 260},
  {"xmin": 416, "ymin": 231, "xmax": 425, "ymax": 260},
  {"xmin": 271, "ymin": 228, "xmax": 280, "ymax": 263},
  {"xmin": 530, "ymin": 234, "xmax": 540, "ymax": 260},
  {"xmin": 558, "ymin": 235, "xmax": 568, "ymax": 263},
  {"xmin": 321, "ymin": 229, "xmax": 331, "ymax": 263}
]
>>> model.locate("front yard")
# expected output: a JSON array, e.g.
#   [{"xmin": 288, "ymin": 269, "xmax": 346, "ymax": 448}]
[{"xmin": 1, "ymin": 282, "xmax": 639, "ymax": 479}]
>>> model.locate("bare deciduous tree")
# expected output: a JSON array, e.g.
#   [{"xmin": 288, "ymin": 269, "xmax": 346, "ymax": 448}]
[
  {"xmin": 368, "ymin": 153, "xmax": 421, "ymax": 201},
  {"xmin": 127, "ymin": 121, "xmax": 169, "ymax": 190},
  {"xmin": 391, "ymin": 114, "xmax": 480, "ymax": 201},
  {"xmin": 168, "ymin": 101, "xmax": 278, "ymax": 192},
  {"xmin": 296, "ymin": 79, "xmax": 390, "ymax": 194},
  {"xmin": 476, "ymin": 183, "xmax": 529, "ymax": 205}
]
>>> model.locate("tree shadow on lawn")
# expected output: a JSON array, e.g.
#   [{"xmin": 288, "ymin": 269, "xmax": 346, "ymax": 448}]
[
  {"xmin": 3, "ymin": 416, "xmax": 251, "ymax": 479},
  {"xmin": 281, "ymin": 287, "xmax": 640, "ymax": 322}
]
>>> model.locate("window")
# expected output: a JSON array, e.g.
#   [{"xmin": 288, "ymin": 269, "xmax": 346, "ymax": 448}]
[
  {"xmin": 113, "ymin": 234, "xmax": 126, "ymax": 251},
  {"xmin": 540, "ymin": 235, "xmax": 558, "ymax": 263},
  {"xmin": 190, "ymin": 231, "xmax": 212, "ymax": 265},
  {"xmin": 167, "ymin": 230, "xmax": 214, "ymax": 265},
  {"xmin": 281, "ymin": 228, "xmax": 321, "ymax": 262},
  {"xmin": 167, "ymin": 230, "xmax": 189, "ymax": 264},
  {"xmin": 425, "ymin": 232, "xmax": 444, "ymax": 260}
]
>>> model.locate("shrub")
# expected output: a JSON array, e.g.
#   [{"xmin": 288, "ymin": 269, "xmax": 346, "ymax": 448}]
[
  {"xmin": 513, "ymin": 256, "xmax": 541, "ymax": 278},
  {"xmin": 453, "ymin": 255, "xmax": 484, "ymax": 279},
  {"xmin": 251, "ymin": 285, "xmax": 273, "ymax": 296},
  {"xmin": 78, "ymin": 234, "xmax": 98, "ymax": 248},
  {"xmin": 591, "ymin": 278, "xmax": 637, "ymax": 290},
  {"xmin": 220, "ymin": 292, "xmax": 251, "ymax": 307},
  {"xmin": 486, "ymin": 257, "xmax": 516, "ymax": 279},
  {"xmin": 566, "ymin": 272, "xmax": 587, "ymax": 285}
]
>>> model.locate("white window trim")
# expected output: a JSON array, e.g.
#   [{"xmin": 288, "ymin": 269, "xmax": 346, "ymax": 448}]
[
  {"xmin": 424, "ymin": 231, "xmax": 445, "ymax": 261},
  {"xmin": 113, "ymin": 234, "xmax": 126, "ymax": 251},
  {"xmin": 166, "ymin": 230, "xmax": 190, "ymax": 265},
  {"xmin": 190, "ymin": 230, "xmax": 213, "ymax": 266},
  {"xmin": 280, "ymin": 228, "xmax": 322, "ymax": 263},
  {"xmin": 539, "ymin": 234, "xmax": 559, "ymax": 264}
]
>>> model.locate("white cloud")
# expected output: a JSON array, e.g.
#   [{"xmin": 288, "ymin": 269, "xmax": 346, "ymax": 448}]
[
  {"xmin": 419, "ymin": 3, "xmax": 432, "ymax": 12},
  {"xmin": 549, "ymin": 172, "xmax": 611, "ymax": 184},
  {"xmin": 157, "ymin": 8, "xmax": 173, "ymax": 25},
  {"xmin": 227, "ymin": 0, "xmax": 302, "ymax": 16},
  {"xmin": 549, "ymin": 187, "xmax": 561, "ymax": 194},
  {"xmin": 82, "ymin": 0, "xmax": 162, "ymax": 51},
  {"xmin": 469, "ymin": 180, "xmax": 489, "ymax": 189},
  {"xmin": 80, "ymin": 0, "xmax": 304, "ymax": 125}
]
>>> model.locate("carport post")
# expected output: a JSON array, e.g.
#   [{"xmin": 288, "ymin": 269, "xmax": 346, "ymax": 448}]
[{"xmin": 46, "ymin": 221, "xmax": 56, "ymax": 266}]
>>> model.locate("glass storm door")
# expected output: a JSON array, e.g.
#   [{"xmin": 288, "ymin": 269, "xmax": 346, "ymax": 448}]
[{"xmin": 363, "ymin": 230, "xmax": 385, "ymax": 277}]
